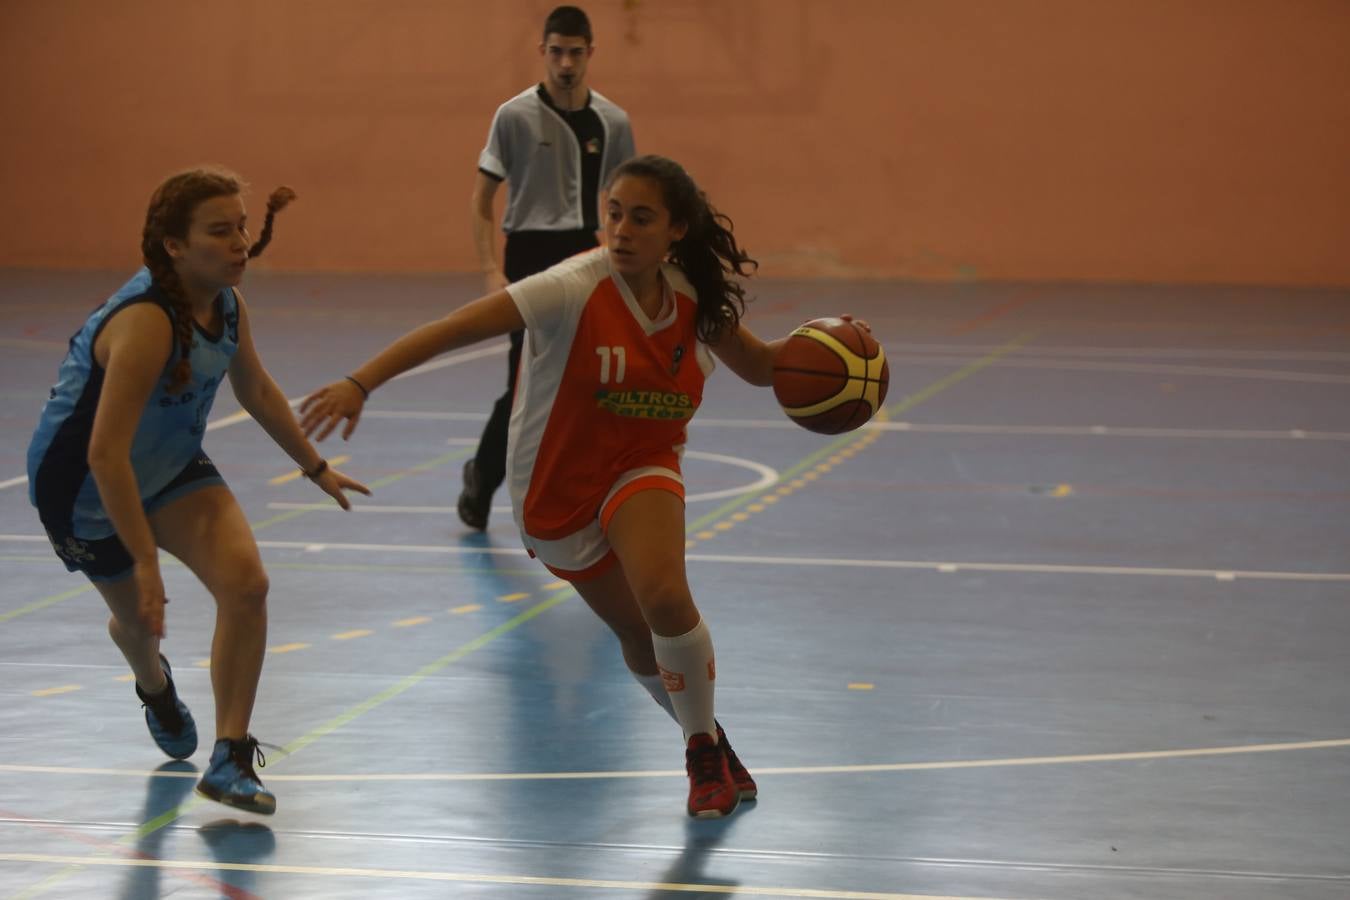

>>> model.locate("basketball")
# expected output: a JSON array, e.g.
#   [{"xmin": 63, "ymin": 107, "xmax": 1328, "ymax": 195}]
[{"xmin": 771, "ymin": 317, "xmax": 889, "ymax": 434}]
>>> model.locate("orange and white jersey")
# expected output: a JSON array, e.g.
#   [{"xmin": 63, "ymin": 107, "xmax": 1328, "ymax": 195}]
[{"xmin": 505, "ymin": 248, "xmax": 716, "ymax": 541}]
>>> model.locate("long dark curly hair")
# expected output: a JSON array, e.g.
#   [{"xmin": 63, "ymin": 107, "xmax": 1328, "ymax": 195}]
[
  {"xmin": 606, "ymin": 155, "xmax": 757, "ymax": 344},
  {"xmin": 140, "ymin": 168, "xmax": 295, "ymax": 392}
]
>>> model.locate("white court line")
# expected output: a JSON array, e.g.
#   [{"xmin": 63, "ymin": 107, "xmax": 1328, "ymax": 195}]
[
  {"xmin": 0, "ymin": 855, "xmax": 1000, "ymax": 900},
  {"xmin": 267, "ymin": 449, "xmax": 779, "ymax": 509},
  {"xmin": 4, "ymin": 823, "xmax": 1332, "ymax": 887},
  {"xmin": 887, "ymin": 353, "xmax": 1350, "ymax": 384},
  {"xmin": 1, "ymin": 534, "xmax": 1346, "ymax": 582},
  {"xmin": 682, "ymin": 553, "xmax": 1350, "ymax": 582},
  {"xmin": 2, "ymin": 737, "xmax": 1347, "ymax": 783},
  {"xmin": 0, "ymin": 343, "xmax": 509, "ymax": 492},
  {"xmin": 359, "ymin": 410, "xmax": 1350, "ymax": 441},
  {"xmin": 886, "ymin": 342, "xmax": 1350, "ymax": 363},
  {"xmin": 268, "ymin": 502, "xmax": 484, "ymax": 514}
]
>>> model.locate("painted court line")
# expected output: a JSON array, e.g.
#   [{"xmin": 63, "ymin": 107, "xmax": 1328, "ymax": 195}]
[
  {"xmin": 0, "ymin": 343, "xmax": 508, "ymax": 492},
  {"xmin": 5, "ymin": 587, "xmax": 580, "ymax": 898},
  {"xmin": 903, "ymin": 354, "xmax": 1350, "ymax": 384},
  {"xmin": 4, "ymin": 737, "xmax": 1346, "ymax": 784},
  {"xmin": 2, "ymin": 535, "xmax": 1344, "ymax": 583},
  {"xmin": 884, "ymin": 342, "xmax": 1350, "ymax": 363},
  {"xmin": 0, "ymin": 584, "xmax": 95, "ymax": 625},
  {"xmin": 265, "ymin": 448, "xmax": 779, "ymax": 510},
  {"xmin": 0, "ymin": 444, "xmax": 482, "ymax": 628},
  {"xmin": 700, "ymin": 419, "xmax": 1350, "ymax": 441},
  {"xmin": 359, "ymin": 410, "xmax": 1350, "ymax": 441},
  {"xmin": 270, "ymin": 453, "xmax": 350, "ymax": 485},
  {"xmin": 0, "ymin": 812, "xmax": 264, "ymax": 900},
  {"xmin": 0, "ymin": 855, "xmax": 1010, "ymax": 900}
]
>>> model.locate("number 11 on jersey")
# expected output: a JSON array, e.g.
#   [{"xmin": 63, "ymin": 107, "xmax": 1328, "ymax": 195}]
[{"xmin": 596, "ymin": 345, "xmax": 626, "ymax": 383}]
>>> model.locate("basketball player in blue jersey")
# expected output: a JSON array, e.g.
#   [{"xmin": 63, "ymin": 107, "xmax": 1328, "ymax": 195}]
[{"xmin": 26, "ymin": 168, "xmax": 369, "ymax": 815}]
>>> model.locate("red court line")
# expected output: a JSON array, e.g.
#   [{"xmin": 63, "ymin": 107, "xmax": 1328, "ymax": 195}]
[
  {"xmin": 0, "ymin": 807, "xmax": 263, "ymax": 900},
  {"xmin": 949, "ymin": 289, "xmax": 1039, "ymax": 335}
]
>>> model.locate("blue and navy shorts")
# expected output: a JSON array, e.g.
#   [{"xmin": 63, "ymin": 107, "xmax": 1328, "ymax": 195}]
[{"xmin": 39, "ymin": 452, "xmax": 226, "ymax": 583}]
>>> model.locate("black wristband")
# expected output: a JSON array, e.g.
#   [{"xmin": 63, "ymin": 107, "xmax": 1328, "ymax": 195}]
[
  {"xmin": 344, "ymin": 375, "xmax": 370, "ymax": 400},
  {"xmin": 302, "ymin": 459, "xmax": 328, "ymax": 480}
]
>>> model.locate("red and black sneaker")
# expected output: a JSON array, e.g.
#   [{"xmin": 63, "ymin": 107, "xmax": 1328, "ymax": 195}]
[
  {"xmin": 715, "ymin": 721, "xmax": 757, "ymax": 801},
  {"xmin": 685, "ymin": 732, "xmax": 740, "ymax": 818}
]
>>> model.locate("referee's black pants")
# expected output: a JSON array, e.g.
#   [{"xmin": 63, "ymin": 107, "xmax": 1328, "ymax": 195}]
[{"xmin": 469, "ymin": 229, "xmax": 599, "ymax": 497}]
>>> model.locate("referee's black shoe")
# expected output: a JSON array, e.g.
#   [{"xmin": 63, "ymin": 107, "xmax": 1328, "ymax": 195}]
[{"xmin": 457, "ymin": 459, "xmax": 491, "ymax": 530}]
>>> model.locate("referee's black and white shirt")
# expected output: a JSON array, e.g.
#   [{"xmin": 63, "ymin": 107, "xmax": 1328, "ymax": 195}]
[{"xmin": 478, "ymin": 85, "xmax": 636, "ymax": 234}]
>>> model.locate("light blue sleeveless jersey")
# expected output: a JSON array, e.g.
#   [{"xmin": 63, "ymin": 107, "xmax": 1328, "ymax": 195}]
[{"xmin": 27, "ymin": 268, "xmax": 239, "ymax": 539}]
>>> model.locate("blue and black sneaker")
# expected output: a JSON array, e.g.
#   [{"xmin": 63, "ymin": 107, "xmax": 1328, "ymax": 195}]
[
  {"xmin": 196, "ymin": 735, "xmax": 277, "ymax": 815},
  {"xmin": 135, "ymin": 654, "xmax": 197, "ymax": 760}
]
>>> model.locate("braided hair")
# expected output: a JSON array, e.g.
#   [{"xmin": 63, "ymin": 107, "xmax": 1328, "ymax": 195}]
[
  {"xmin": 140, "ymin": 169, "xmax": 295, "ymax": 392},
  {"xmin": 605, "ymin": 155, "xmax": 757, "ymax": 344}
]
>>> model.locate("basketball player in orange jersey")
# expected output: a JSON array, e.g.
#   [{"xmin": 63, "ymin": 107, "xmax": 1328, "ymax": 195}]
[{"xmin": 301, "ymin": 154, "xmax": 868, "ymax": 818}]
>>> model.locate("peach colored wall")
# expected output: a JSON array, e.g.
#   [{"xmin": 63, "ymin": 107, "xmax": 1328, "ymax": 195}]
[{"xmin": 1, "ymin": 0, "xmax": 1347, "ymax": 284}]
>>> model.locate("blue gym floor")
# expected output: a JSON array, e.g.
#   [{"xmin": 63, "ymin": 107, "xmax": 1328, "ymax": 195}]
[{"xmin": 1, "ymin": 270, "xmax": 1348, "ymax": 899}]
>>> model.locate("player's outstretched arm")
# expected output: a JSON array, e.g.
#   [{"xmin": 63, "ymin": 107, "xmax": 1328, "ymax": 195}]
[
  {"xmin": 300, "ymin": 289, "xmax": 525, "ymax": 441},
  {"xmin": 228, "ymin": 293, "xmax": 371, "ymax": 508}
]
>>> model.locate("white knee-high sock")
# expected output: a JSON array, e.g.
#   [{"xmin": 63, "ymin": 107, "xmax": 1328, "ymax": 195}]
[
  {"xmin": 632, "ymin": 671, "xmax": 679, "ymax": 724},
  {"xmin": 651, "ymin": 618, "xmax": 717, "ymax": 741}
]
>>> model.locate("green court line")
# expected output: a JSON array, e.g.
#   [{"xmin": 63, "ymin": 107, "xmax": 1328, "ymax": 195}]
[
  {"xmin": 245, "ymin": 447, "xmax": 472, "ymax": 531},
  {"xmin": 137, "ymin": 585, "xmax": 575, "ymax": 833},
  {"xmin": 13, "ymin": 335, "xmax": 1035, "ymax": 895},
  {"xmin": 16, "ymin": 585, "xmax": 577, "ymax": 898},
  {"xmin": 282, "ymin": 586, "xmax": 574, "ymax": 757},
  {"xmin": 245, "ymin": 507, "xmax": 317, "ymax": 530},
  {"xmin": 0, "ymin": 584, "xmax": 94, "ymax": 625},
  {"xmin": 0, "ymin": 556, "xmax": 541, "ymax": 578},
  {"xmin": 0, "ymin": 449, "xmax": 474, "ymax": 626},
  {"xmin": 688, "ymin": 331, "xmax": 1038, "ymax": 531},
  {"xmin": 264, "ymin": 561, "xmax": 545, "ymax": 577},
  {"xmin": 366, "ymin": 449, "xmax": 474, "ymax": 489}
]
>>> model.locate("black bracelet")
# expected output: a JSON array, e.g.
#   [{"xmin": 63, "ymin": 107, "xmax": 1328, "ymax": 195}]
[
  {"xmin": 302, "ymin": 459, "xmax": 328, "ymax": 480},
  {"xmin": 344, "ymin": 374, "xmax": 370, "ymax": 400}
]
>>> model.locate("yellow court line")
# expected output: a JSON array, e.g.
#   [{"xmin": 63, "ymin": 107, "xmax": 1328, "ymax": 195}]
[
  {"xmin": 268, "ymin": 642, "xmax": 310, "ymax": 654},
  {"xmin": 449, "ymin": 604, "xmax": 482, "ymax": 614},
  {"xmin": 848, "ymin": 683, "xmax": 875, "ymax": 691},
  {"xmin": 30, "ymin": 685, "xmax": 81, "ymax": 697},
  {"xmin": 269, "ymin": 454, "xmax": 351, "ymax": 486},
  {"xmin": 497, "ymin": 592, "xmax": 529, "ymax": 603},
  {"xmin": 332, "ymin": 629, "xmax": 373, "ymax": 641},
  {"xmin": 0, "ymin": 854, "xmax": 1008, "ymax": 900},
  {"xmin": 393, "ymin": 616, "xmax": 431, "ymax": 627},
  {"xmin": 11, "ymin": 587, "xmax": 583, "ymax": 900},
  {"xmin": 684, "ymin": 332, "xmax": 1038, "ymax": 540}
]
